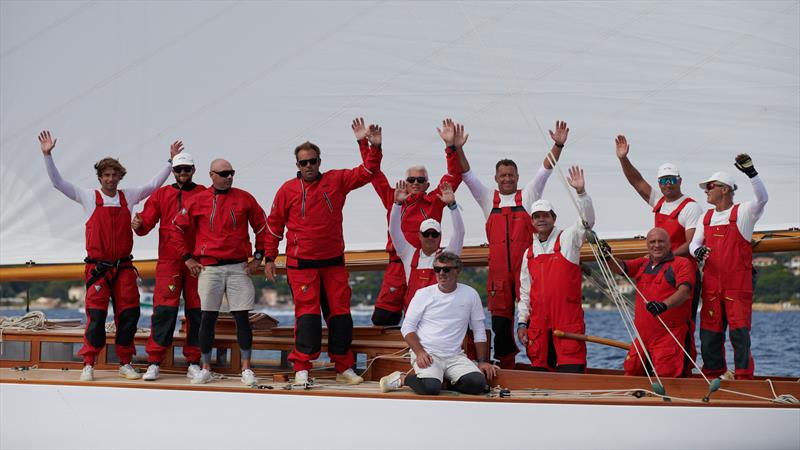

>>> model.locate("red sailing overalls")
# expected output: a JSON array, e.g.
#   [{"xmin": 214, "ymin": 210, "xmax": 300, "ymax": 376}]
[
  {"xmin": 699, "ymin": 204, "xmax": 755, "ymax": 380},
  {"xmin": 403, "ymin": 249, "xmax": 436, "ymax": 310},
  {"xmin": 485, "ymin": 190, "xmax": 534, "ymax": 368},
  {"xmin": 652, "ymin": 196, "xmax": 698, "ymax": 373},
  {"xmin": 624, "ymin": 256, "xmax": 694, "ymax": 378},
  {"xmin": 525, "ymin": 232, "xmax": 586, "ymax": 371},
  {"xmin": 79, "ymin": 191, "xmax": 140, "ymax": 365}
]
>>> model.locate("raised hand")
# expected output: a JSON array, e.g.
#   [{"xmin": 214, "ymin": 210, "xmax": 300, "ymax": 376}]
[
  {"xmin": 567, "ymin": 166, "xmax": 586, "ymax": 194},
  {"xmin": 615, "ymin": 135, "xmax": 629, "ymax": 159},
  {"xmin": 131, "ymin": 212, "xmax": 143, "ymax": 231},
  {"xmin": 367, "ymin": 123, "xmax": 382, "ymax": 147},
  {"xmin": 394, "ymin": 180, "xmax": 409, "ymax": 204},
  {"xmin": 549, "ymin": 120, "xmax": 569, "ymax": 146},
  {"xmin": 437, "ymin": 118, "xmax": 456, "ymax": 146},
  {"xmin": 453, "ymin": 122, "xmax": 469, "ymax": 148},
  {"xmin": 38, "ymin": 130, "xmax": 57, "ymax": 155},
  {"xmin": 437, "ymin": 181, "xmax": 455, "ymax": 206},
  {"xmin": 734, "ymin": 153, "xmax": 758, "ymax": 178},
  {"xmin": 351, "ymin": 117, "xmax": 368, "ymax": 140},
  {"xmin": 170, "ymin": 140, "xmax": 184, "ymax": 159}
]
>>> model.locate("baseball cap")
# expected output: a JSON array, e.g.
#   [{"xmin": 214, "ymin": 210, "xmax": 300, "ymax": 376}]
[
  {"xmin": 699, "ymin": 171, "xmax": 737, "ymax": 191},
  {"xmin": 172, "ymin": 153, "xmax": 195, "ymax": 167},
  {"xmin": 657, "ymin": 163, "xmax": 680, "ymax": 178},
  {"xmin": 531, "ymin": 199, "xmax": 554, "ymax": 214},
  {"xmin": 419, "ymin": 218, "xmax": 441, "ymax": 233}
]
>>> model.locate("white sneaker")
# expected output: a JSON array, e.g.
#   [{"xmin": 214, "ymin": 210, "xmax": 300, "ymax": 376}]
[
  {"xmin": 379, "ymin": 371, "xmax": 403, "ymax": 392},
  {"xmin": 293, "ymin": 370, "xmax": 309, "ymax": 386},
  {"xmin": 118, "ymin": 364, "xmax": 141, "ymax": 380},
  {"xmin": 241, "ymin": 369, "xmax": 257, "ymax": 386},
  {"xmin": 80, "ymin": 365, "xmax": 94, "ymax": 381},
  {"xmin": 336, "ymin": 368, "xmax": 364, "ymax": 385},
  {"xmin": 191, "ymin": 368, "xmax": 212, "ymax": 385},
  {"xmin": 186, "ymin": 364, "xmax": 202, "ymax": 379},
  {"xmin": 142, "ymin": 364, "xmax": 160, "ymax": 381}
]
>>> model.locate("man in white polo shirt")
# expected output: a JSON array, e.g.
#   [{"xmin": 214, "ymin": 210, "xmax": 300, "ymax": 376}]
[{"xmin": 379, "ymin": 252, "xmax": 497, "ymax": 395}]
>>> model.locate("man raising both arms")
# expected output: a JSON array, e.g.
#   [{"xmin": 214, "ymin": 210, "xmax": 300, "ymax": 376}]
[
  {"xmin": 39, "ymin": 130, "xmax": 180, "ymax": 381},
  {"xmin": 457, "ymin": 120, "xmax": 569, "ymax": 369}
]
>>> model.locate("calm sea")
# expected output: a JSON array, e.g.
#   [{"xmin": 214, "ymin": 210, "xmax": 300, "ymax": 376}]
[{"xmin": 3, "ymin": 307, "xmax": 798, "ymax": 377}]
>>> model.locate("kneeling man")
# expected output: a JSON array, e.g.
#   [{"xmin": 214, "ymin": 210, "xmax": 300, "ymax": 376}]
[{"xmin": 380, "ymin": 252, "xmax": 497, "ymax": 395}]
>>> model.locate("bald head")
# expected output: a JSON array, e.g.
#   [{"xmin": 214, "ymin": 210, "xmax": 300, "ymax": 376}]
[
  {"xmin": 210, "ymin": 159, "xmax": 232, "ymax": 172},
  {"xmin": 646, "ymin": 227, "xmax": 671, "ymax": 262},
  {"xmin": 209, "ymin": 158, "xmax": 234, "ymax": 190},
  {"xmin": 647, "ymin": 227, "xmax": 669, "ymax": 242}
]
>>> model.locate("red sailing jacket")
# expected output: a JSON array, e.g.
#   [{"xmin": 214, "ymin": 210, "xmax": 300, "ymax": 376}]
[
  {"xmin": 171, "ymin": 187, "xmax": 267, "ymax": 265},
  {"xmin": 624, "ymin": 254, "xmax": 695, "ymax": 339},
  {"xmin": 364, "ymin": 140, "xmax": 462, "ymax": 253},
  {"xmin": 86, "ymin": 190, "xmax": 133, "ymax": 261},
  {"xmin": 403, "ymin": 249, "xmax": 436, "ymax": 309},
  {"xmin": 135, "ymin": 182, "xmax": 205, "ymax": 260},
  {"xmin": 265, "ymin": 147, "xmax": 380, "ymax": 263}
]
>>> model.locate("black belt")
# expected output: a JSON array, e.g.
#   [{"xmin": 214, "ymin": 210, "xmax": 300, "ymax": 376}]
[
  {"xmin": 84, "ymin": 255, "xmax": 136, "ymax": 288},
  {"xmin": 205, "ymin": 258, "xmax": 247, "ymax": 267},
  {"xmin": 288, "ymin": 255, "xmax": 345, "ymax": 269}
]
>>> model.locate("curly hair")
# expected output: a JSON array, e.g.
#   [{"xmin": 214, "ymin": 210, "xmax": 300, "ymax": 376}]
[{"xmin": 94, "ymin": 157, "xmax": 127, "ymax": 179}]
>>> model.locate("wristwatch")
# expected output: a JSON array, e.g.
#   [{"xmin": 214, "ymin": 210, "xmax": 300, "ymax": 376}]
[
  {"xmin": 182, "ymin": 253, "xmax": 193, "ymax": 261},
  {"xmin": 253, "ymin": 251, "xmax": 264, "ymax": 261}
]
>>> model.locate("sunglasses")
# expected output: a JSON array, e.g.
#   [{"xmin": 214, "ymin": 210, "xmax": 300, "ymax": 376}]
[
  {"xmin": 173, "ymin": 165, "xmax": 193, "ymax": 174},
  {"xmin": 406, "ymin": 176, "xmax": 427, "ymax": 184},
  {"xmin": 421, "ymin": 230, "xmax": 441, "ymax": 238},
  {"xmin": 658, "ymin": 176, "xmax": 679, "ymax": 186},
  {"xmin": 298, "ymin": 158, "xmax": 319, "ymax": 167},
  {"xmin": 704, "ymin": 182, "xmax": 723, "ymax": 192},
  {"xmin": 212, "ymin": 170, "xmax": 235, "ymax": 178},
  {"xmin": 433, "ymin": 266, "xmax": 457, "ymax": 273}
]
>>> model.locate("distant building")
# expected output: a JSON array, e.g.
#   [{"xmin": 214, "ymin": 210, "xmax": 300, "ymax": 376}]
[
  {"xmin": 752, "ymin": 257, "xmax": 778, "ymax": 267},
  {"xmin": 67, "ymin": 285, "xmax": 85, "ymax": 301},
  {"xmin": 786, "ymin": 255, "xmax": 800, "ymax": 276}
]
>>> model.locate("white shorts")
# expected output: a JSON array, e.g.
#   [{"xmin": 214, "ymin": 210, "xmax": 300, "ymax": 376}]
[
  {"xmin": 410, "ymin": 350, "xmax": 481, "ymax": 383},
  {"xmin": 197, "ymin": 263, "xmax": 255, "ymax": 312}
]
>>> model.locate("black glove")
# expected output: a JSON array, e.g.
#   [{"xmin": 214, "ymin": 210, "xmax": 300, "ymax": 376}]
[
  {"xmin": 694, "ymin": 246, "xmax": 711, "ymax": 263},
  {"xmin": 646, "ymin": 301, "xmax": 668, "ymax": 317},
  {"xmin": 734, "ymin": 154, "xmax": 758, "ymax": 178},
  {"xmin": 598, "ymin": 240, "xmax": 613, "ymax": 259}
]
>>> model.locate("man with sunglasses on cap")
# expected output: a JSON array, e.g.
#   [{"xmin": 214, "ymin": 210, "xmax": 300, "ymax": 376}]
[
  {"xmin": 389, "ymin": 180, "xmax": 464, "ymax": 311},
  {"xmin": 357, "ymin": 118, "xmax": 463, "ymax": 326},
  {"xmin": 615, "ymin": 135, "xmax": 703, "ymax": 373},
  {"xmin": 131, "ymin": 152, "xmax": 205, "ymax": 381},
  {"xmin": 455, "ymin": 120, "xmax": 569, "ymax": 369},
  {"xmin": 171, "ymin": 158, "xmax": 268, "ymax": 386},
  {"xmin": 689, "ymin": 154, "xmax": 767, "ymax": 380},
  {"xmin": 38, "ymin": 130, "xmax": 181, "ymax": 381},
  {"xmin": 517, "ymin": 166, "xmax": 594, "ymax": 373},
  {"xmin": 379, "ymin": 252, "xmax": 497, "ymax": 396},
  {"xmin": 264, "ymin": 119, "xmax": 382, "ymax": 387}
]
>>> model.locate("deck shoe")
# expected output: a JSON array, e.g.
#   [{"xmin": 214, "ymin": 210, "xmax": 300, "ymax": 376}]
[
  {"xmin": 142, "ymin": 364, "xmax": 160, "ymax": 381},
  {"xmin": 293, "ymin": 370, "xmax": 309, "ymax": 386},
  {"xmin": 191, "ymin": 368, "xmax": 213, "ymax": 385},
  {"xmin": 241, "ymin": 369, "xmax": 257, "ymax": 386},
  {"xmin": 379, "ymin": 371, "xmax": 403, "ymax": 392},
  {"xmin": 80, "ymin": 365, "xmax": 95, "ymax": 381},
  {"xmin": 118, "ymin": 364, "xmax": 141, "ymax": 380},
  {"xmin": 186, "ymin": 364, "xmax": 201, "ymax": 379},
  {"xmin": 336, "ymin": 368, "xmax": 364, "ymax": 385}
]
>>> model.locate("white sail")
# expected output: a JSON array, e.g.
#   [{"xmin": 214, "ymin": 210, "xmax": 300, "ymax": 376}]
[{"xmin": 1, "ymin": 1, "xmax": 798, "ymax": 265}]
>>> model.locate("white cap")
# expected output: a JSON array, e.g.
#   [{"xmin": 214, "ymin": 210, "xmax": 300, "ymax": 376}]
[
  {"xmin": 172, "ymin": 153, "xmax": 195, "ymax": 167},
  {"xmin": 419, "ymin": 218, "xmax": 441, "ymax": 233},
  {"xmin": 657, "ymin": 163, "xmax": 680, "ymax": 178},
  {"xmin": 531, "ymin": 199, "xmax": 554, "ymax": 214},
  {"xmin": 699, "ymin": 171, "xmax": 737, "ymax": 191}
]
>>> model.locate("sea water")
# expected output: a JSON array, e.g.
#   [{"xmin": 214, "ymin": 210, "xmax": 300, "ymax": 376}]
[{"xmin": 3, "ymin": 308, "xmax": 798, "ymax": 377}]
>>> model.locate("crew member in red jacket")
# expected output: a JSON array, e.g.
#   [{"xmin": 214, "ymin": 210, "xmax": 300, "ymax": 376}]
[
  {"xmin": 358, "ymin": 118, "xmax": 462, "ymax": 326},
  {"xmin": 172, "ymin": 158, "xmax": 268, "ymax": 386},
  {"xmin": 132, "ymin": 152, "xmax": 205, "ymax": 381},
  {"xmin": 264, "ymin": 119, "xmax": 381, "ymax": 386},
  {"xmin": 39, "ymin": 130, "xmax": 180, "ymax": 381},
  {"xmin": 606, "ymin": 228, "xmax": 696, "ymax": 377}
]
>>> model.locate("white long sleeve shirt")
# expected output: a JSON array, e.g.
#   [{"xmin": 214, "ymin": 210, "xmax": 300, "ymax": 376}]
[
  {"xmin": 689, "ymin": 176, "xmax": 768, "ymax": 254},
  {"xmin": 401, "ymin": 283, "xmax": 487, "ymax": 357},
  {"xmin": 517, "ymin": 192, "xmax": 595, "ymax": 324},
  {"xmin": 462, "ymin": 166, "xmax": 553, "ymax": 219},
  {"xmin": 389, "ymin": 202, "xmax": 464, "ymax": 282},
  {"xmin": 44, "ymin": 154, "xmax": 171, "ymax": 221}
]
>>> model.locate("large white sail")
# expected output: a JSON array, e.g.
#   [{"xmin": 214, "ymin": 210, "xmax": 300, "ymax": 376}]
[{"xmin": 1, "ymin": 1, "xmax": 798, "ymax": 265}]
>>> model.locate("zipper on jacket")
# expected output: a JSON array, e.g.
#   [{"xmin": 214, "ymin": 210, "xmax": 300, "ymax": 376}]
[
  {"xmin": 505, "ymin": 215, "xmax": 512, "ymax": 271},
  {"xmin": 230, "ymin": 208, "xmax": 237, "ymax": 228},
  {"xmin": 300, "ymin": 179, "xmax": 306, "ymax": 218},
  {"xmin": 210, "ymin": 194, "xmax": 218, "ymax": 230},
  {"xmin": 322, "ymin": 192, "xmax": 333, "ymax": 212}
]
